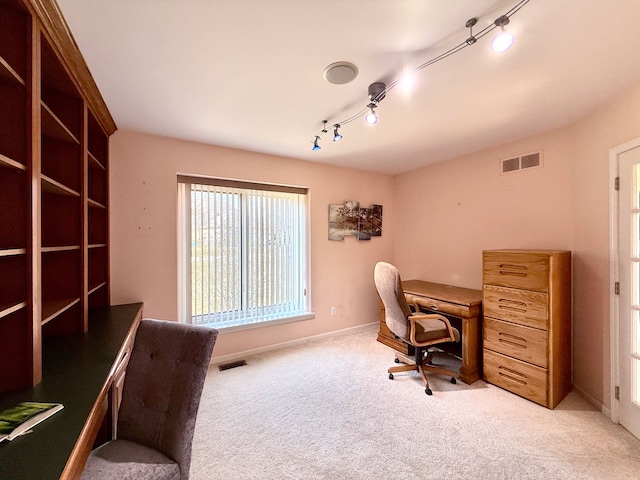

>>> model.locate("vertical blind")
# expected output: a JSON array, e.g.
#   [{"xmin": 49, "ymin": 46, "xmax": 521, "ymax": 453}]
[{"xmin": 178, "ymin": 176, "xmax": 308, "ymax": 328}]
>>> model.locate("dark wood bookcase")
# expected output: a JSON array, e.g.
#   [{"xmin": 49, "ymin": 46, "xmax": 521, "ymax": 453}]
[{"xmin": 0, "ymin": 0, "xmax": 116, "ymax": 393}]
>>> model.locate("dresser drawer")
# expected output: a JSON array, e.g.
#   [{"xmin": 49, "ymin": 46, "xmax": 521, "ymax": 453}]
[
  {"xmin": 483, "ymin": 251, "xmax": 550, "ymax": 291},
  {"xmin": 483, "ymin": 317, "xmax": 548, "ymax": 368},
  {"xmin": 483, "ymin": 284, "xmax": 548, "ymax": 329},
  {"xmin": 483, "ymin": 349, "xmax": 548, "ymax": 406}
]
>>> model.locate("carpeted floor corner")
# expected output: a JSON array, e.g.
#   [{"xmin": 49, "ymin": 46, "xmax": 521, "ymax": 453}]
[{"xmin": 191, "ymin": 327, "xmax": 640, "ymax": 479}]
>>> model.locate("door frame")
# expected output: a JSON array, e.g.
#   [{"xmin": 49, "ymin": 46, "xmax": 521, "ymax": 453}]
[{"xmin": 609, "ymin": 135, "xmax": 640, "ymax": 423}]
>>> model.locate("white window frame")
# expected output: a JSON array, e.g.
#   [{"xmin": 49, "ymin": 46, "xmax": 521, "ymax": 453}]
[{"xmin": 178, "ymin": 175, "xmax": 312, "ymax": 331}]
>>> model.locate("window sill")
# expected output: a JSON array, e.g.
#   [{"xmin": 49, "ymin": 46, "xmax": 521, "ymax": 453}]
[{"xmin": 210, "ymin": 312, "xmax": 315, "ymax": 333}]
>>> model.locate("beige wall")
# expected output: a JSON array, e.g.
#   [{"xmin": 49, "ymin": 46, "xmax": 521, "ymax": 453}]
[
  {"xmin": 109, "ymin": 131, "xmax": 394, "ymax": 358},
  {"xmin": 110, "ymin": 81, "xmax": 640, "ymax": 410},
  {"xmin": 393, "ymin": 82, "xmax": 640, "ymax": 409}
]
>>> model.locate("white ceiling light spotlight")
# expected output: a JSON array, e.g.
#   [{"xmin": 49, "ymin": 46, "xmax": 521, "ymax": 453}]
[
  {"xmin": 491, "ymin": 15, "xmax": 515, "ymax": 53},
  {"xmin": 310, "ymin": 0, "xmax": 530, "ymax": 151},
  {"xmin": 365, "ymin": 104, "xmax": 378, "ymax": 125},
  {"xmin": 365, "ymin": 82, "xmax": 386, "ymax": 125}
]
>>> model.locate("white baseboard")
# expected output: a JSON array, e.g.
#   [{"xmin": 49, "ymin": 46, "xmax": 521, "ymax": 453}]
[{"xmin": 211, "ymin": 322, "xmax": 378, "ymax": 366}]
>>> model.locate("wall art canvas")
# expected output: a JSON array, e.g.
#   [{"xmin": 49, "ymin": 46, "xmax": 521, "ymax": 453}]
[
  {"xmin": 328, "ymin": 204, "xmax": 345, "ymax": 241},
  {"xmin": 357, "ymin": 207, "xmax": 372, "ymax": 240},
  {"xmin": 328, "ymin": 201, "xmax": 383, "ymax": 241},
  {"xmin": 371, "ymin": 204, "xmax": 383, "ymax": 236}
]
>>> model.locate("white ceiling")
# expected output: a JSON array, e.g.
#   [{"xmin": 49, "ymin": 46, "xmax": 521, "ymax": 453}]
[{"xmin": 57, "ymin": 0, "xmax": 640, "ymax": 175}]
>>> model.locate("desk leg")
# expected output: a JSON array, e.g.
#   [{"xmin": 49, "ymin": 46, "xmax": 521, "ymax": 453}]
[{"xmin": 458, "ymin": 314, "xmax": 481, "ymax": 384}]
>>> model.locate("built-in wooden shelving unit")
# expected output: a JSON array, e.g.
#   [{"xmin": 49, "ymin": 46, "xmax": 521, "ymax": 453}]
[{"xmin": 0, "ymin": 0, "xmax": 116, "ymax": 393}]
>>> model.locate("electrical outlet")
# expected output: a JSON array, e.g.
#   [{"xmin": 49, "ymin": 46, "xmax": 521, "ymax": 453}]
[{"xmin": 330, "ymin": 306, "xmax": 336, "ymax": 316}]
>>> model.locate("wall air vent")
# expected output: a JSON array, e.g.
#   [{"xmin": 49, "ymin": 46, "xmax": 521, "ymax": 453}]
[
  {"xmin": 218, "ymin": 360, "xmax": 247, "ymax": 371},
  {"xmin": 500, "ymin": 150, "xmax": 543, "ymax": 175}
]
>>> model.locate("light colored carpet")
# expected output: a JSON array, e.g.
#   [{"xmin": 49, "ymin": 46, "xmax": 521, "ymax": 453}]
[{"xmin": 191, "ymin": 327, "xmax": 640, "ymax": 479}]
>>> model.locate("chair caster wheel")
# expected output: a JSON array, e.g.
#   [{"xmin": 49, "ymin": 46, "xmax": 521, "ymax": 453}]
[
  {"xmin": 394, "ymin": 358, "xmax": 400, "ymax": 363},
  {"xmin": 425, "ymin": 388, "xmax": 433, "ymax": 395},
  {"xmin": 451, "ymin": 377, "xmax": 457, "ymax": 384},
  {"xmin": 389, "ymin": 373, "xmax": 394, "ymax": 380}
]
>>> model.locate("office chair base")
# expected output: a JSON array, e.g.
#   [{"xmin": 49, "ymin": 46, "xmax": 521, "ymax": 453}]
[{"xmin": 388, "ymin": 357, "xmax": 458, "ymax": 395}]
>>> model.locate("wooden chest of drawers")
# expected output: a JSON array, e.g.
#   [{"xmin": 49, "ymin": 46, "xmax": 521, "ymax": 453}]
[{"xmin": 482, "ymin": 250, "xmax": 572, "ymax": 408}]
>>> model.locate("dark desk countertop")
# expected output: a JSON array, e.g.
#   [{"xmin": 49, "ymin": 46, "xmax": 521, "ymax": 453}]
[{"xmin": 0, "ymin": 303, "xmax": 143, "ymax": 480}]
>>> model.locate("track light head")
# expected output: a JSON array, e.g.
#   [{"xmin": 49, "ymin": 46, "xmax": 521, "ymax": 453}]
[
  {"xmin": 333, "ymin": 125, "xmax": 343, "ymax": 141},
  {"xmin": 365, "ymin": 104, "xmax": 378, "ymax": 125},
  {"xmin": 491, "ymin": 15, "xmax": 514, "ymax": 52},
  {"xmin": 312, "ymin": 136, "xmax": 321, "ymax": 151}
]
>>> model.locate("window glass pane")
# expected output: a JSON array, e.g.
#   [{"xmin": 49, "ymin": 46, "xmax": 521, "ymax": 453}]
[
  {"xmin": 634, "ymin": 309, "xmax": 640, "ymax": 356},
  {"xmin": 184, "ymin": 180, "xmax": 308, "ymax": 328},
  {"xmin": 633, "ymin": 261, "xmax": 640, "ymax": 307},
  {"xmin": 635, "ymin": 164, "xmax": 640, "ymax": 208},
  {"xmin": 634, "ymin": 213, "xmax": 640, "ymax": 258},
  {"xmin": 191, "ymin": 187, "xmax": 241, "ymax": 322},
  {"xmin": 634, "ymin": 357, "xmax": 640, "ymax": 406}
]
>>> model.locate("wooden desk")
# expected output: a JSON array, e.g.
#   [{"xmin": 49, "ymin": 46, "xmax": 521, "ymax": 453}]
[
  {"xmin": 0, "ymin": 303, "xmax": 142, "ymax": 480},
  {"xmin": 377, "ymin": 280, "xmax": 482, "ymax": 384}
]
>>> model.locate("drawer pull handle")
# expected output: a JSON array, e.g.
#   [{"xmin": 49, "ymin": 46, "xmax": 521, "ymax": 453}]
[
  {"xmin": 498, "ymin": 263, "xmax": 528, "ymax": 278},
  {"xmin": 498, "ymin": 332, "xmax": 527, "ymax": 349},
  {"xmin": 498, "ymin": 298, "xmax": 527, "ymax": 313},
  {"xmin": 498, "ymin": 366, "xmax": 528, "ymax": 385},
  {"xmin": 429, "ymin": 304, "xmax": 439, "ymax": 311}
]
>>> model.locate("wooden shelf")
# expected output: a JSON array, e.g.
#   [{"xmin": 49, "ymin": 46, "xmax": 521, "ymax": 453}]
[
  {"xmin": 0, "ymin": 301, "xmax": 27, "ymax": 319},
  {"xmin": 0, "ymin": 153, "xmax": 26, "ymax": 171},
  {"xmin": 0, "ymin": 247, "xmax": 27, "ymax": 257},
  {"xmin": 42, "ymin": 174, "xmax": 80, "ymax": 197},
  {"xmin": 89, "ymin": 282, "xmax": 107, "ymax": 296},
  {"xmin": 88, "ymin": 151, "xmax": 106, "ymax": 171},
  {"xmin": 41, "ymin": 245, "xmax": 81, "ymax": 253},
  {"xmin": 41, "ymin": 102, "xmax": 80, "ymax": 144},
  {"xmin": 41, "ymin": 297, "xmax": 81, "ymax": 326},
  {"xmin": 0, "ymin": 56, "xmax": 25, "ymax": 87},
  {"xmin": 88, "ymin": 198, "xmax": 106, "ymax": 209}
]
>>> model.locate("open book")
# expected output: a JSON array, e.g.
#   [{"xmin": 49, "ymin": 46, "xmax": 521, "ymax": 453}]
[{"xmin": 0, "ymin": 402, "xmax": 64, "ymax": 442}]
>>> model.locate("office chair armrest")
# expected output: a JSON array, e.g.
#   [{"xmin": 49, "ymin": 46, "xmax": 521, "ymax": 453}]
[
  {"xmin": 405, "ymin": 294, "xmax": 419, "ymax": 313},
  {"xmin": 407, "ymin": 313, "xmax": 459, "ymax": 347}
]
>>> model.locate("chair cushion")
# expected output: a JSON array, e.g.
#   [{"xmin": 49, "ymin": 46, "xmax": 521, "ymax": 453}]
[
  {"xmin": 412, "ymin": 316, "xmax": 460, "ymax": 343},
  {"xmin": 80, "ymin": 439, "xmax": 180, "ymax": 480}
]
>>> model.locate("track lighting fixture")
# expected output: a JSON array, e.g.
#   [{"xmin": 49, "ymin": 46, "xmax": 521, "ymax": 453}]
[
  {"xmin": 365, "ymin": 104, "xmax": 378, "ymax": 125},
  {"xmin": 465, "ymin": 17, "xmax": 478, "ymax": 45},
  {"xmin": 310, "ymin": 0, "xmax": 530, "ymax": 150},
  {"xmin": 491, "ymin": 15, "xmax": 515, "ymax": 53},
  {"xmin": 333, "ymin": 124, "xmax": 343, "ymax": 141}
]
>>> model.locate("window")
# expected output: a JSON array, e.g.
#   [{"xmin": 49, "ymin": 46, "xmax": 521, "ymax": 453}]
[{"xmin": 178, "ymin": 176, "xmax": 311, "ymax": 329}]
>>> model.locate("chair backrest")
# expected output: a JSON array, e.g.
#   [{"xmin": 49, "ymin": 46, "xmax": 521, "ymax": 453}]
[
  {"xmin": 117, "ymin": 318, "xmax": 218, "ymax": 480},
  {"xmin": 374, "ymin": 262, "xmax": 412, "ymax": 340}
]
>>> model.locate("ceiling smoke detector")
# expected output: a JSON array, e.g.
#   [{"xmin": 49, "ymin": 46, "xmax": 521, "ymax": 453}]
[{"xmin": 323, "ymin": 61, "xmax": 358, "ymax": 85}]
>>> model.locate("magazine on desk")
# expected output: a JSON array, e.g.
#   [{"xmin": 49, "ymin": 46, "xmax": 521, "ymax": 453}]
[{"xmin": 0, "ymin": 402, "xmax": 64, "ymax": 442}]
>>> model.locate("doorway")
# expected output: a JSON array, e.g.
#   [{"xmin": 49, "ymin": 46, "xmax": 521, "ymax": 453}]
[{"xmin": 613, "ymin": 138, "xmax": 640, "ymax": 439}]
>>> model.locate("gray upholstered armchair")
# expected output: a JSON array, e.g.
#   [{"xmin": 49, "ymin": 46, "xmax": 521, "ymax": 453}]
[
  {"xmin": 81, "ymin": 318, "xmax": 218, "ymax": 480},
  {"xmin": 374, "ymin": 261, "xmax": 460, "ymax": 395}
]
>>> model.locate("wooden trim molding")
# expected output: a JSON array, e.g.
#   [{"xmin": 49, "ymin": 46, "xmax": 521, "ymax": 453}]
[{"xmin": 27, "ymin": 0, "xmax": 117, "ymax": 135}]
